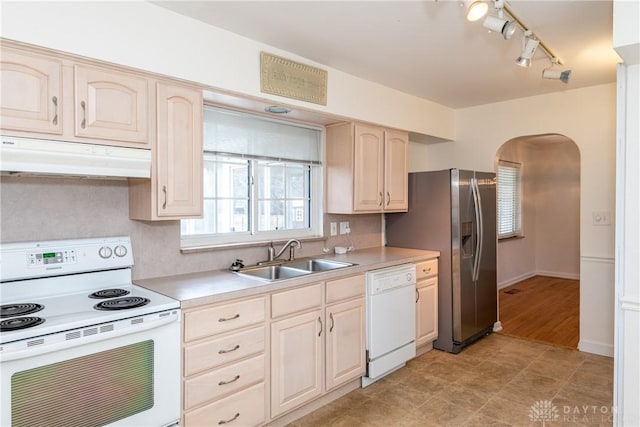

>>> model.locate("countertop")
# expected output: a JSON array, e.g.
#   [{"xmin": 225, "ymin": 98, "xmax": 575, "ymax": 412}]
[{"xmin": 134, "ymin": 246, "xmax": 439, "ymax": 309}]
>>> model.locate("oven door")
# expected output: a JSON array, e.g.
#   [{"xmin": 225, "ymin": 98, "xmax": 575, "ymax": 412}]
[{"xmin": 1, "ymin": 310, "xmax": 181, "ymax": 427}]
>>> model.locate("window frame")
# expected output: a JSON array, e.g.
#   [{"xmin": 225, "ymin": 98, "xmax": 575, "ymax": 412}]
[
  {"xmin": 497, "ymin": 160, "xmax": 523, "ymax": 240},
  {"xmin": 180, "ymin": 108, "xmax": 324, "ymax": 249}
]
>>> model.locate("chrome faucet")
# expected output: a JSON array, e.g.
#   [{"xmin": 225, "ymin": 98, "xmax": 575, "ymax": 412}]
[{"xmin": 267, "ymin": 239, "xmax": 302, "ymax": 262}]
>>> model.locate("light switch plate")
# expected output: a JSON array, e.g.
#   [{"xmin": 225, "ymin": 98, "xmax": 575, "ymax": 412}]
[
  {"xmin": 330, "ymin": 222, "xmax": 337, "ymax": 236},
  {"xmin": 592, "ymin": 211, "xmax": 611, "ymax": 225}
]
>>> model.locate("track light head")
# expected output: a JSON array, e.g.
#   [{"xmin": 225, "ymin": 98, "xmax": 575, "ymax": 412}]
[
  {"xmin": 516, "ymin": 37, "xmax": 540, "ymax": 67},
  {"xmin": 542, "ymin": 68, "xmax": 571, "ymax": 84},
  {"xmin": 464, "ymin": 1, "xmax": 489, "ymax": 22},
  {"xmin": 482, "ymin": 15, "xmax": 517, "ymax": 40}
]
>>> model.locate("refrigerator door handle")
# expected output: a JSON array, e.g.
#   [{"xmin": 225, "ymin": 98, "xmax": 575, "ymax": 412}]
[
  {"xmin": 475, "ymin": 177, "xmax": 484, "ymax": 283},
  {"xmin": 471, "ymin": 177, "xmax": 482, "ymax": 282}
]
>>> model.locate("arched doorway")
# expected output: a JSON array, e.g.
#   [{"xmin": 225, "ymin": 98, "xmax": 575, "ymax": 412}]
[{"xmin": 495, "ymin": 133, "xmax": 581, "ymax": 348}]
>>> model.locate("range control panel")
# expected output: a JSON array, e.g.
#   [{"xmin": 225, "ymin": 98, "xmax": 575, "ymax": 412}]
[
  {"xmin": 1, "ymin": 236, "xmax": 133, "ymax": 281},
  {"xmin": 28, "ymin": 250, "xmax": 77, "ymax": 267}
]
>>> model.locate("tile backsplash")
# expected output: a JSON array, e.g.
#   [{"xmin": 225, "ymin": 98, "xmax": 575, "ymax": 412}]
[{"xmin": 0, "ymin": 177, "xmax": 382, "ymax": 280}]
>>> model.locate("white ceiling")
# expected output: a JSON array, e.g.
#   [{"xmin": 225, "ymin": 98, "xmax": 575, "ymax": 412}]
[{"xmin": 152, "ymin": 0, "xmax": 620, "ymax": 109}]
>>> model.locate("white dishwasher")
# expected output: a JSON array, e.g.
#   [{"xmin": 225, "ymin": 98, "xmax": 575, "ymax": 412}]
[{"xmin": 362, "ymin": 263, "xmax": 416, "ymax": 387}]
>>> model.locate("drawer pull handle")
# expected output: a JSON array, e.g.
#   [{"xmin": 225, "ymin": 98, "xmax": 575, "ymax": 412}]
[
  {"xmin": 423, "ymin": 267, "xmax": 432, "ymax": 273},
  {"xmin": 218, "ymin": 344, "xmax": 240, "ymax": 354},
  {"xmin": 378, "ymin": 192, "xmax": 383, "ymax": 207},
  {"xmin": 218, "ymin": 313, "xmax": 240, "ymax": 322},
  {"xmin": 52, "ymin": 96, "xmax": 58, "ymax": 125},
  {"xmin": 386, "ymin": 191, "xmax": 390, "ymax": 206},
  {"xmin": 80, "ymin": 101, "xmax": 86, "ymax": 129},
  {"xmin": 329, "ymin": 312, "xmax": 335, "ymax": 333},
  {"xmin": 416, "ymin": 289, "xmax": 419, "ymax": 303},
  {"xmin": 218, "ymin": 413, "xmax": 240, "ymax": 425},
  {"xmin": 218, "ymin": 375, "xmax": 240, "ymax": 386},
  {"xmin": 318, "ymin": 316, "xmax": 323, "ymax": 337}
]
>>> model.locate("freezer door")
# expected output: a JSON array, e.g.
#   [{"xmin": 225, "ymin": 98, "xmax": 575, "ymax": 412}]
[
  {"xmin": 451, "ymin": 169, "xmax": 478, "ymax": 342},
  {"xmin": 475, "ymin": 172, "xmax": 498, "ymax": 331}
]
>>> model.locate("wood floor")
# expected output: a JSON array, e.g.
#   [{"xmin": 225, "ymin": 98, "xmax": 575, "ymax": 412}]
[{"xmin": 498, "ymin": 275, "xmax": 579, "ymax": 349}]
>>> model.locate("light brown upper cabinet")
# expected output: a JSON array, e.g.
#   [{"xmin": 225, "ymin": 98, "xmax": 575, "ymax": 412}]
[
  {"xmin": 0, "ymin": 42, "xmax": 152, "ymax": 149},
  {"xmin": 129, "ymin": 82, "xmax": 203, "ymax": 220},
  {"xmin": 326, "ymin": 122, "xmax": 408, "ymax": 214},
  {"xmin": 0, "ymin": 47, "xmax": 62, "ymax": 135},
  {"xmin": 74, "ymin": 65, "xmax": 150, "ymax": 145}
]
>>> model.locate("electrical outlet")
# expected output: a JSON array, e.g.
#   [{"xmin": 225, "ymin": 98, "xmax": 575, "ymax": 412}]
[
  {"xmin": 339, "ymin": 221, "xmax": 350, "ymax": 235},
  {"xmin": 330, "ymin": 222, "xmax": 337, "ymax": 236}
]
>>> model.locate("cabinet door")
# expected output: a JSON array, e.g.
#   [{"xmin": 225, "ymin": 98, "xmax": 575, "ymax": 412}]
[
  {"xmin": 155, "ymin": 82, "xmax": 203, "ymax": 218},
  {"xmin": 384, "ymin": 130, "xmax": 408, "ymax": 211},
  {"xmin": 326, "ymin": 298, "xmax": 366, "ymax": 391},
  {"xmin": 416, "ymin": 278, "xmax": 438, "ymax": 346},
  {"xmin": 271, "ymin": 309, "xmax": 323, "ymax": 417},
  {"xmin": 353, "ymin": 124, "xmax": 384, "ymax": 212},
  {"xmin": 74, "ymin": 65, "xmax": 149, "ymax": 144},
  {"xmin": 0, "ymin": 48, "xmax": 62, "ymax": 134}
]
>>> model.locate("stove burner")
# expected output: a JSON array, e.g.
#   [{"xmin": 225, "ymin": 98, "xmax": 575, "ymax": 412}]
[
  {"xmin": 1, "ymin": 303, "xmax": 44, "ymax": 318},
  {"xmin": 0, "ymin": 316, "xmax": 45, "ymax": 332},
  {"xmin": 89, "ymin": 289, "xmax": 131, "ymax": 299},
  {"xmin": 94, "ymin": 297, "xmax": 150, "ymax": 311}
]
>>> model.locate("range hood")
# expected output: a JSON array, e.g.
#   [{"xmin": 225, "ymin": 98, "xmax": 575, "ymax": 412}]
[{"xmin": 0, "ymin": 136, "xmax": 151, "ymax": 179}]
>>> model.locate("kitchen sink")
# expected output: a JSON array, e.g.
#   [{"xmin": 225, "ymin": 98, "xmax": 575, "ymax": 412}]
[
  {"xmin": 237, "ymin": 265, "xmax": 311, "ymax": 281},
  {"xmin": 285, "ymin": 259, "xmax": 354, "ymax": 272},
  {"xmin": 235, "ymin": 258, "xmax": 356, "ymax": 282}
]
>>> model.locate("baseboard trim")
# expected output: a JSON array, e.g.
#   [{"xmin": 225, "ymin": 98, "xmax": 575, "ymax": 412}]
[
  {"xmin": 578, "ymin": 339, "xmax": 614, "ymax": 357},
  {"xmin": 498, "ymin": 272, "xmax": 537, "ymax": 289},
  {"xmin": 498, "ymin": 270, "xmax": 579, "ymax": 289}
]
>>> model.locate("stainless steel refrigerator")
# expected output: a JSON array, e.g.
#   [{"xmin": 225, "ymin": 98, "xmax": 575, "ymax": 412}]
[{"xmin": 385, "ymin": 169, "xmax": 497, "ymax": 353}]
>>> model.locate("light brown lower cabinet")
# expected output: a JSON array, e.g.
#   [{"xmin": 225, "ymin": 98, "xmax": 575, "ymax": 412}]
[
  {"xmin": 182, "ymin": 296, "xmax": 267, "ymax": 427},
  {"xmin": 415, "ymin": 259, "xmax": 439, "ymax": 347},
  {"xmin": 270, "ymin": 275, "xmax": 366, "ymax": 419},
  {"xmin": 181, "ymin": 274, "xmax": 366, "ymax": 425}
]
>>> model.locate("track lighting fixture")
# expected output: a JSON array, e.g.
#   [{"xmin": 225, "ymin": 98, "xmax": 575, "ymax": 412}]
[
  {"xmin": 464, "ymin": 0, "xmax": 489, "ymax": 22},
  {"xmin": 542, "ymin": 59, "xmax": 571, "ymax": 83},
  {"xmin": 461, "ymin": 0, "xmax": 567, "ymax": 76},
  {"xmin": 482, "ymin": 15, "xmax": 517, "ymax": 40},
  {"xmin": 515, "ymin": 33, "xmax": 540, "ymax": 67}
]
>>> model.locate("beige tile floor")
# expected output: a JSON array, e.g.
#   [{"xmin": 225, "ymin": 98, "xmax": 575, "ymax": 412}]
[{"xmin": 288, "ymin": 334, "xmax": 614, "ymax": 427}]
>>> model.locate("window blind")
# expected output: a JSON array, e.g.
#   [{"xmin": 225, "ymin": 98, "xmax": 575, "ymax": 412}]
[
  {"xmin": 203, "ymin": 106, "xmax": 321, "ymax": 164},
  {"xmin": 497, "ymin": 161, "xmax": 522, "ymax": 238}
]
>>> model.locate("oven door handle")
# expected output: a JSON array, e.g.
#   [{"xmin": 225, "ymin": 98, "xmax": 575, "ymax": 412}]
[{"xmin": 0, "ymin": 311, "xmax": 180, "ymax": 362}]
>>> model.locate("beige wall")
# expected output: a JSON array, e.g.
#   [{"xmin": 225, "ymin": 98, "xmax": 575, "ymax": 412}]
[
  {"xmin": 0, "ymin": 1, "xmax": 454, "ymax": 141},
  {"xmin": 409, "ymin": 84, "xmax": 617, "ymax": 356},
  {"xmin": 0, "ymin": 177, "xmax": 382, "ymax": 280}
]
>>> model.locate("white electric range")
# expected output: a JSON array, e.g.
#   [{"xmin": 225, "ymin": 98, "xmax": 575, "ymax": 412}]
[{"xmin": 0, "ymin": 236, "xmax": 181, "ymax": 427}]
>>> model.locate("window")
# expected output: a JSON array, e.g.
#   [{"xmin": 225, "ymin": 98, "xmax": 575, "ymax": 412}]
[
  {"xmin": 497, "ymin": 160, "xmax": 522, "ymax": 239},
  {"xmin": 181, "ymin": 107, "xmax": 322, "ymax": 247}
]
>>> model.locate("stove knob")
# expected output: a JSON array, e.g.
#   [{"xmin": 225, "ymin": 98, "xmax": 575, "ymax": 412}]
[
  {"xmin": 114, "ymin": 245, "xmax": 128, "ymax": 257},
  {"xmin": 98, "ymin": 246, "xmax": 113, "ymax": 259}
]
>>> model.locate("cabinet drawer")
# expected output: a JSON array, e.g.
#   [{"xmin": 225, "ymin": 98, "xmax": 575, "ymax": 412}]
[
  {"xmin": 271, "ymin": 282, "xmax": 322, "ymax": 318},
  {"xmin": 416, "ymin": 259, "xmax": 438, "ymax": 280},
  {"xmin": 184, "ymin": 296, "xmax": 265, "ymax": 342},
  {"xmin": 326, "ymin": 274, "xmax": 365, "ymax": 304},
  {"xmin": 184, "ymin": 326, "xmax": 265, "ymax": 377},
  {"xmin": 184, "ymin": 382, "xmax": 265, "ymax": 427},
  {"xmin": 184, "ymin": 354, "xmax": 265, "ymax": 410}
]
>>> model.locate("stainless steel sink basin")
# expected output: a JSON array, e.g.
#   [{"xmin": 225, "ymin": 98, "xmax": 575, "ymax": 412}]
[
  {"xmin": 285, "ymin": 259, "xmax": 355, "ymax": 272},
  {"xmin": 235, "ymin": 258, "xmax": 355, "ymax": 282},
  {"xmin": 237, "ymin": 265, "xmax": 310, "ymax": 281}
]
